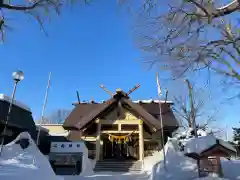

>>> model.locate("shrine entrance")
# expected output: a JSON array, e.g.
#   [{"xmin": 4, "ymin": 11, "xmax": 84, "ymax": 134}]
[{"xmin": 102, "ymin": 133, "xmax": 137, "ymax": 160}]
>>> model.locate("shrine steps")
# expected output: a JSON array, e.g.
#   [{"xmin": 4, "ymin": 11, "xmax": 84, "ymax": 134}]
[{"xmin": 93, "ymin": 159, "xmax": 143, "ymax": 173}]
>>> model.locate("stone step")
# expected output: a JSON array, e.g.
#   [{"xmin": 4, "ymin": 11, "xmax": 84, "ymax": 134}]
[
  {"xmin": 94, "ymin": 169, "xmax": 142, "ymax": 172},
  {"xmin": 94, "ymin": 160, "xmax": 143, "ymax": 172},
  {"xmin": 94, "ymin": 167, "xmax": 142, "ymax": 171},
  {"xmin": 94, "ymin": 165, "xmax": 142, "ymax": 169}
]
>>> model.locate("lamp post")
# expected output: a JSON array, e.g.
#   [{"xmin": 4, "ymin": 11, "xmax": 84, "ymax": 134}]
[{"xmin": 0, "ymin": 70, "xmax": 24, "ymax": 155}]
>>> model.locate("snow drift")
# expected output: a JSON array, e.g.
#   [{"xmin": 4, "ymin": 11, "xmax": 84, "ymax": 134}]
[
  {"xmin": 149, "ymin": 137, "xmax": 198, "ymax": 180},
  {"xmin": 80, "ymin": 142, "xmax": 94, "ymax": 176},
  {"xmin": 149, "ymin": 135, "xmax": 240, "ymax": 180},
  {"xmin": 0, "ymin": 132, "xmax": 63, "ymax": 180}
]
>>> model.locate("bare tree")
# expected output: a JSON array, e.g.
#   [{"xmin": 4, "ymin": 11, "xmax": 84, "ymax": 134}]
[
  {"xmin": 135, "ymin": 0, "xmax": 240, "ymax": 84},
  {"xmin": 36, "ymin": 109, "xmax": 71, "ymax": 124},
  {"xmin": 0, "ymin": 0, "xmax": 89, "ymax": 41},
  {"xmin": 173, "ymin": 79, "xmax": 217, "ymax": 132}
]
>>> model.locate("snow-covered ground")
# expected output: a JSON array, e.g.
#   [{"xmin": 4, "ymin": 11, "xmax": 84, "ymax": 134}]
[
  {"xmin": 146, "ymin": 134, "xmax": 240, "ymax": 180},
  {"xmin": 0, "ymin": 132, "xmax": 62, "ymax": 180},
  {"xmin": 62, "ymin": 172, "xmax": 149, "ymax": 180},
  {"xmin": 1, "ymin": 131, "xmax": 240, "ymax": 180}
]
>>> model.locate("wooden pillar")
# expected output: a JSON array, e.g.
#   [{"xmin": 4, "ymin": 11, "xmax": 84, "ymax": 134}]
[
  {"xmin": 118, "ymin": 124, "xmax": 121, "ymax": 131},
  {"xmin": 139, "ymin": 120, "xmax": 144, "ymax": 161},
  {"xmin": 96, "ymin": 121, "xmax": 101, "ymax": 161}
]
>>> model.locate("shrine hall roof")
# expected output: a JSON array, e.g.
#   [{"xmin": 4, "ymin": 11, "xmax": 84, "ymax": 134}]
[{"xmin": 63, "ymin": 91, "xmax": 178, "ymax": 133}]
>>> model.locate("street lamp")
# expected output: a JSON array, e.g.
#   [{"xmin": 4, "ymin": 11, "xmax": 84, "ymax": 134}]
[{"xmin": 0, "ymin": 70, "xmax": 24, "ymax": 155}]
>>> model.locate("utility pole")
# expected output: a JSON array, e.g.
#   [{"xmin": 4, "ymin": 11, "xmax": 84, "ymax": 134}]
[{"xmin": 36, "ymin": 72, "xmax": 52, "ymax": 146}]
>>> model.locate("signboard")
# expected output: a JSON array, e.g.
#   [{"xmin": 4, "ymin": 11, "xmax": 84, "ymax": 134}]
[{"xmin": 50, "ymin": 142, "xmax": 85, "ymax": 153}]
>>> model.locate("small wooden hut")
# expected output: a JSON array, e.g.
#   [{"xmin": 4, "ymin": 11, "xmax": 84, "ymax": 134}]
[{"xmin": 185, "ymin": 136, "xmax": 237, "ymax": 177}]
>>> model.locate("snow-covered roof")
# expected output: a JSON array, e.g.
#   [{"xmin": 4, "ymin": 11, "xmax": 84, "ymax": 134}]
[
  {"xmin": 76, "ymin": 99, "xmax": 173, "ymax": 104},
  {"xmin": 133, "ymin": 99, "xmax": 173, "ymax": 104},
  {"xmin": 184, "ymin": 135, "xmax": 236, "ymax": 155},
  {"xmin": 36, "ymin": 124, "xmax": 63, "ymax": 126},
  {"xmin": 0, "ymin": 94, "xmax": 31, "ymax": 112}
]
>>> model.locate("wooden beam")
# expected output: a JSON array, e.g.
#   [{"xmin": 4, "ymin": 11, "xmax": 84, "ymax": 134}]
[
  {"xmin": 98, "ymin": 119, "xmax": 141, "ymax": 125},
  {"xmin": 101, "ymin": 130, "xmax": 139, "ymax": 134}
]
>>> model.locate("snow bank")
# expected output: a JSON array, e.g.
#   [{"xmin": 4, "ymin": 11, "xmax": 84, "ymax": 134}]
[
  {"xmin": 80, "ymin": 143, "xmax": 94, "ymax": 176},
  {"xmin": 149, "ymin": 138, "xmax": 198, "ymax": 180},
  {"xmin": 0, "ymin": 132, "xmax": 63, "ymax": 180},
  {"xmin": 149, "ymin": 134, "xmax": 240, "ymax": 180},
  {"xmin": 143, "ymin": 144, "xmax": 168, "ymax": 172},
  {"xmin": 221, "ymin": 158, "xmax": 240, "ymax": 179},
  {"xmin": 194, "ymin": 177, "xmax": 229, "ymax": 180}
]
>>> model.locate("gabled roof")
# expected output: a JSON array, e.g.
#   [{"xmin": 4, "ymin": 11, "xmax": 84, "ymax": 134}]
[
  {"xmin": 63, "ymin": 91, "xmax": 179, "ymax": 133},
  {"xmin": 184, "ymin": 135, "xmax": 237, "ymax": 159}
]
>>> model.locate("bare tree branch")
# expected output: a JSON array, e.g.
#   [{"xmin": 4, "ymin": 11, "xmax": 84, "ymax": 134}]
[
  {"xmin": 173, "ymin": 79, "xmax": 216, "ymax": 130},
  {"xmin": 135, "ymin": 0, "xmax": 240, "ymax": 89},
  {"xmin": 0, "ymin": 0, "xmax": 90, "ymax": 42}
]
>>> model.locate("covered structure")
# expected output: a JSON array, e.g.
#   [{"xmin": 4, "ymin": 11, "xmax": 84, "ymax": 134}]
[
  {"xmin": 0, "ymin": 94, "xmax": 37, "ymax": 144},
  {"xmin": 63, "ymin": 89, "xmax": 179, "ymax": 162},
  {"xmin": 185, "ymin": 136, "xmax": 237, "ymax": 177}
]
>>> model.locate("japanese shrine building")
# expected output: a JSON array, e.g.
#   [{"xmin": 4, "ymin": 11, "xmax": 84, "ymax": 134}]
[{"xmin": 63, "ymin": 88, "xmax": 179, "ymax": 162}]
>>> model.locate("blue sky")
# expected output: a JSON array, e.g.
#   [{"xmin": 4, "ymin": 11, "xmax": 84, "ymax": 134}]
[{"xmin": 0, "ymin": 1, "xmax": 238, "ymax": 138}]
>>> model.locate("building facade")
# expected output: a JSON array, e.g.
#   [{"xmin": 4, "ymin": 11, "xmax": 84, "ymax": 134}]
[
  {"xmin": 63, "ymin": 89, "xmax": 179, "ymax": 162},
  {"xmin": 0, "ymin": 94, "xmax": 37, "ymax": 144}
]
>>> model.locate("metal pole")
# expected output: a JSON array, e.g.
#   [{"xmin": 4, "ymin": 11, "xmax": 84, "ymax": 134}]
[
  {"xmin": 0, "ymin": 81, "xmax": 18, "ymax": 155},
  {"xmin": 36, "ymin": 72, "xmax": 52, "ymax": 146},
  {"xmin": 158, "ymin": 90, "xmax": 167, "ymax": 171}
]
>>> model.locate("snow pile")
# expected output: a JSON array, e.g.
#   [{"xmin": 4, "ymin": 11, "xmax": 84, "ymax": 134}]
[
  {"xmin": 143, "ymin": 150, "xmax": 164, "ymax": 172},
  {"xmin": 194, "ymin": 177, "xmax": 229, "ymax": 180},
  {"xmin": 175, "ymin": 127, "xmax": 208, "ymax": 140},
  {"xmin": 149, "ymin": 137, "xmax": 198, "ymax": 180},
  {"xmin": 221, "ymin": 158, "xmax": 240, "ymax": 179},
  {"xmin": 184, "ymin": 135, "xmax": 217, "ymax": 154},
  {"xmin": 149, "ymin": 133, "xmax": 240, "ymax": 180},
  {"xmin": 0, "ymin": 132, "xmax": 63, "ymax": 180},
  {"xmin": 80, "ymin": 143, "xmax": 94, "ymax": 176}
]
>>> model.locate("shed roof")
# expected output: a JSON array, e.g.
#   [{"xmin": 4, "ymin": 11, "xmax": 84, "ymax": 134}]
[{"xmin": 0, "ymin": 99, "xmax": 36, "ymax": 137}]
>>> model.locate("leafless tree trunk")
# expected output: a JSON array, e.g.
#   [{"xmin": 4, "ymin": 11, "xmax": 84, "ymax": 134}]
[{"xmin": 173, "ymin": 79, "xmax": 216, "ymax": 131}]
